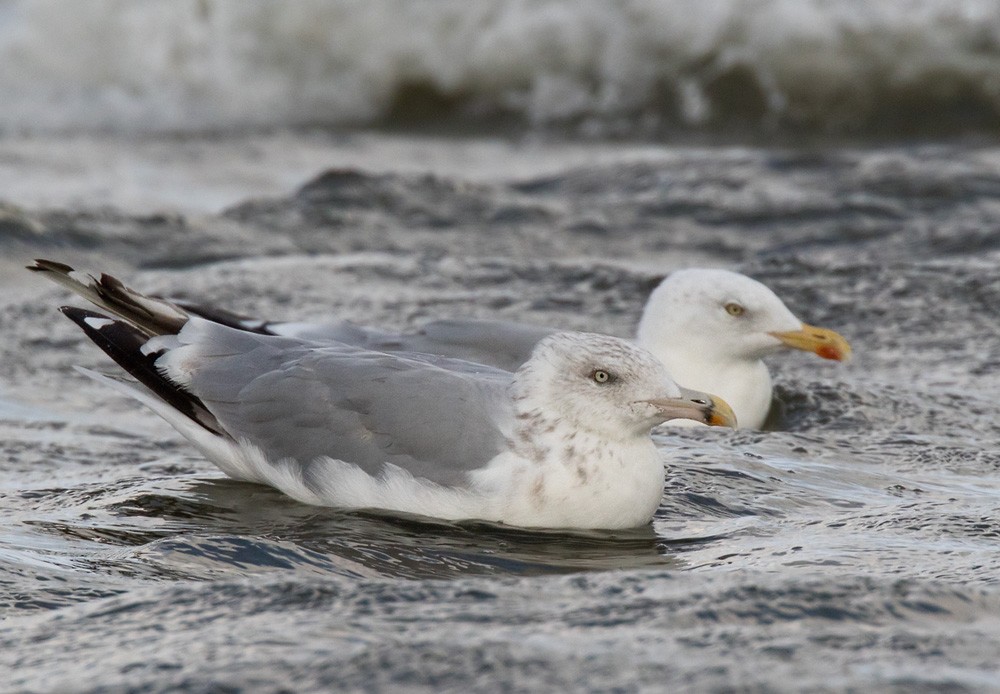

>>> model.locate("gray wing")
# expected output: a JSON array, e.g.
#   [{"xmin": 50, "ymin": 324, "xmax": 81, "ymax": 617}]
[
  {"xmin": 170, "ymin": 324, "xmax": 514, "ymax": 487},
  {"xmin": 278, "ymin": 318, "xmax": 558, "ymax": 372}
]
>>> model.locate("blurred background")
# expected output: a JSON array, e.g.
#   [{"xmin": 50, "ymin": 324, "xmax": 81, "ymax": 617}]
[
  {"xmin": 2, "ymin": 0, "xmax": 1000, "ymax": 213},
  {"xmin": 4, "ymin": 0, "xmax": 1000, "ymax": 136}
]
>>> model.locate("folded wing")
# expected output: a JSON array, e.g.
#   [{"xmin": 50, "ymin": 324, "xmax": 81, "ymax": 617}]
[{"xmin": 175, "ymin": 323, "xmax": 515, "ymax": 487}]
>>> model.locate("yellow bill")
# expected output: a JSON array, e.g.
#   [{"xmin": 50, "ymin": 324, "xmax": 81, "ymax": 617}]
[
  {"xmin": 770, "ymin": 323, "xmax": 851, "ymax": 361},
  {"xmin": 644, "ymin": 388, "xmax": 738, "ymax": 428}
]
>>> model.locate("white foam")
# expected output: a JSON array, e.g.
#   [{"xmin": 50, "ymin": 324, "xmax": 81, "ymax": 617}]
[{"xmin": 0, "ymin": 0, "xmax": 998, "ymax": 135}]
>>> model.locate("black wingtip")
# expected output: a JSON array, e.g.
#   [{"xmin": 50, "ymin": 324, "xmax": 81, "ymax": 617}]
[
  {"xmin": 59, "ymin": 305, "xmax": 106, "ymax": 322},
  {"xmin": 59, "ymin": 305, "xmax": 115, "ymax": 324},
  {"xmin": 59, "ymin": 306, "xmax": 153, "ymax": 366},
  {"xmin": 58, "ymin": 305, "xmax": 223, "ymax": 436}
]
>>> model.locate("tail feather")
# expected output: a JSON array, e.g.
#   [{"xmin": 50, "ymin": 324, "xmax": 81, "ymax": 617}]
[
  {"xmin": 29, "ymin": 259, "xmax": 189, "ymax": 337},
  {"xmin": 29, "ymin": 258, "xmax": 283, "ymax": 338},
  {"xmin": 59, "ymin": 306, "xmax": 223, "ymax": 435}
]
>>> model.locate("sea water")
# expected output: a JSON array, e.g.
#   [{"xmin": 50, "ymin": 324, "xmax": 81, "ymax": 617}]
[{"xmin": 2, "ymin": 2, "xmax": 1000, "ymax": 691}]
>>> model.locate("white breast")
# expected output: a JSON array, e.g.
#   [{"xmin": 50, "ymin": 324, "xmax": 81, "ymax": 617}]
[{"xmin": 469, "ymin": 433, "xmax": 665, "ymax": 529}]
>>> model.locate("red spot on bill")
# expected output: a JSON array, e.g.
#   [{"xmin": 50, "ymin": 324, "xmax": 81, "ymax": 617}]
[{"xmin": 817, "ymin": 345, "xmax": 844, "ymax": 361}]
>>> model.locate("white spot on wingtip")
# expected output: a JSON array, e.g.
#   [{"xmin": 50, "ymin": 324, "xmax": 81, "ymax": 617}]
[
  {"xmin": 83, "ymin": 317, "xmax": 116, "ymax": 330},
  {"xmin": 141, "ymin": 335, "xmax": 173, "ymax": 356}
]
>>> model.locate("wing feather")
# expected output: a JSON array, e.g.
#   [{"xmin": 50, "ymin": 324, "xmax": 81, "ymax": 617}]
[
  {"xmin": 169, "ymin": 321, "xmax": 513, "ymax": 487},
  {"xmin": 276, "ymin": 318, "xmax": 555, "ymax": 372}
]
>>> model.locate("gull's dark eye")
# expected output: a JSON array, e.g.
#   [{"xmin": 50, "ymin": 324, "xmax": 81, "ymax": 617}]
[
  {"xmin": 724, "ymin": 302, "xmax": 745, "ymax": 317},
  {"xmin": 591, "ymin": 369, "xmax": 613, "ymax": 384}
]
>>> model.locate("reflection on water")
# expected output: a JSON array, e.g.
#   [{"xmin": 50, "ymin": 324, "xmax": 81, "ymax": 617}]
[{"xmin": 13, "ymin": 476, "xmax": 690, "ymax": 587}]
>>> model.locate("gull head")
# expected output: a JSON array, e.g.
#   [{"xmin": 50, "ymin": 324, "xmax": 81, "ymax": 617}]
[
  {"xmin": 637, "ymin": 268, "xmax": 851, "ymax": 364},
  {"xmin": 513, "ymin": 332, "xmax": 736, "ymax": 438}
]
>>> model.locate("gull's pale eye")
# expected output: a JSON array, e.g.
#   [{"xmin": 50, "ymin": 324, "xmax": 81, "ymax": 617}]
[
  {"xmin": 591, "ymin": 369, "xmax": 613, "ymax": 384},
  {"xmin": 724, "ymin": 302, "xmax": 745, "ymax": 317}
]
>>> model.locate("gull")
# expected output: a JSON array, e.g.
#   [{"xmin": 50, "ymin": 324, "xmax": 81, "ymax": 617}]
[
  {"xmin": 633, "ymin": 268, "xmax": 851, "ymax": 428},
  {"xmin": 30, "ymin": 262, "xmax": 845, "ymax": 429},
  {"xmin": 31, "ymin": 262, "xmax": 736, "ymax": 530}
]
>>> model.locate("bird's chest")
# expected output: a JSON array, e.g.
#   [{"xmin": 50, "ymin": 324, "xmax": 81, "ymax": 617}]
[{"xmin": 494, "ymin": 432, "xmax": 665, "ymax": 529}]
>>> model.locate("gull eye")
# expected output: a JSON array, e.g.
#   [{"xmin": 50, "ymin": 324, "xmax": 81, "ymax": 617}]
[
  {"xmin": 591, "ymin": 369, "xmax": 612, "ymax": 384},
  {"xmin": 724, "ymin": 302, "xmax": 745, "ymax": 317}
]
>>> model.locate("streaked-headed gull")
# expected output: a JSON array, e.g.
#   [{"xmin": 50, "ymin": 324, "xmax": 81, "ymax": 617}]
[{"xmin": 34, "ymin": 268, "xmax": 736, "ymax": 530}]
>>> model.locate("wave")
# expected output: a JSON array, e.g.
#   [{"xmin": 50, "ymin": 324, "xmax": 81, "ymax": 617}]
[{"xmin": 2, "ymin": 0, "xmax": 1000, "ymax": 136}]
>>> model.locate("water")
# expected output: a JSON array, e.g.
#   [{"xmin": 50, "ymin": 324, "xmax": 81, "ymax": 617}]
[
  {"xmin": 3, "ymin": 2, "xmax": 1000, "ymax": 691},
  {"xmin": 3, "ymin": 141, "xmax": 999, "ymax": 691},
  {"xmin": 1, "ymin": 0, "xmax": 1000, "ymax": 137}
]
